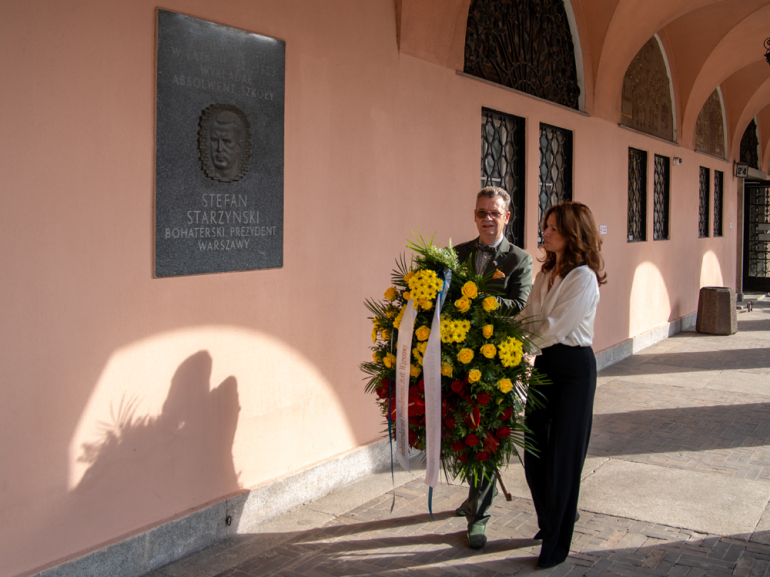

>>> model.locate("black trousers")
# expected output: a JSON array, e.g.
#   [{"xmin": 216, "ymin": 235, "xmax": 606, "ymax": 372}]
[{"xmin": 525, "ymin": 343, "xmax": 596, "ymax": 566}]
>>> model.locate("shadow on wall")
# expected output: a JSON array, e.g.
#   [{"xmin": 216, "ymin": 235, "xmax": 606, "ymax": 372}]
[
  {"xmin": 14, "ymin": 351, "xmax": 243, "ymax": 577},
  {"xmin": 74, "ymin": 350, "xmax": 241, "ymax": 508}
]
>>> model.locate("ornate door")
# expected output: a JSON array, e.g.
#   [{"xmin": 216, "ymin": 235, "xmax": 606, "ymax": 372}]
[{"xmin": 743, "ymin": 182, "xmax": 770, "ymax": 291}]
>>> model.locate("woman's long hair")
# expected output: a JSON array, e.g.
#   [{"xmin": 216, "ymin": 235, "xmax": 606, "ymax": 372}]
[{"xmin": 540, "ymin": 202, "xmax": 607, "ymax": 285}]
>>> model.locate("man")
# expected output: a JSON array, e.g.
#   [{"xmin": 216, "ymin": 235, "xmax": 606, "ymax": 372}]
[
  {"xmin": 453, "ymin": 186, "xmax": 533, "ymax": 549},
  {"xmin": 209, "ymin": 110, "xmax": 244, "ymax": 182}
]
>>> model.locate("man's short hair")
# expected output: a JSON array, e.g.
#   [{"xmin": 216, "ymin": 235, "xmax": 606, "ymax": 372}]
[{"xmin": 477, "ymin": 186, "xmax": 511, "ymax": 210}]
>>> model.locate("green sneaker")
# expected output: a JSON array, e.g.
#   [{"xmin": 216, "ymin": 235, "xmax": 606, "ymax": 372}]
[{"xmin": 467, "ymin": 523, "xmax": 487, "ymax": 549}]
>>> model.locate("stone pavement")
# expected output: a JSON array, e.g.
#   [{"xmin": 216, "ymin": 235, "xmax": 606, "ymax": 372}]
[{"xmin": 145, "ymin": 296, "xmax": 770, "ymax": 576}]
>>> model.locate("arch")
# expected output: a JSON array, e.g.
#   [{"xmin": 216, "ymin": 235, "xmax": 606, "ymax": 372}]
[
  {"xmin": 619, "ymin": 34, "xmax": 676, "ymax": 141},
  {"xmin": 695, "ymin": 87, "xmax": 727, "ymax": 159},
  {"xmin": 681, "ymin": 2, "xmax": 770, "ymax": 148},
  {"xmin": 730, "ymin": 79, "xmax": 770, "ymax": 164},
  {"xmin": 463, "ymin": 0, "xmax": 581, "ymax": 109},
  {"xmin": 593, "ymin": 0, "xmax": 719, "ymax": 121}
]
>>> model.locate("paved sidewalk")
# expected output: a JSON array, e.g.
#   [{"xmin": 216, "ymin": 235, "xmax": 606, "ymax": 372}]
[{"xmin": 145, "ymin": 296, "xmax": 770, "ymax": 576}]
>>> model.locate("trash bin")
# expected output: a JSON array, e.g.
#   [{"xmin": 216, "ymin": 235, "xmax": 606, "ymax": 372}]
[{"xmin": 695, "ymin": 287, "xmax": 737, "ymax": 335}]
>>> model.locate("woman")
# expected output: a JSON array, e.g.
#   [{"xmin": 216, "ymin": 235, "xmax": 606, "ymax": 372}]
[{"xmin": 522, "ymin": 201, "xmax": 607, "ymax": 569}]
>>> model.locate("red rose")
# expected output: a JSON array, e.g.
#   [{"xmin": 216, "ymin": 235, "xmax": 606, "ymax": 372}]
[
  {"xmin": 409, "ymin": 430, "xmax": 418, "ymax": 447},
  {"xmin": 458, "ymin": 453, "xmax": 468, "ymax": 462},
  {"xmin": 483, "ymin": 435, "xmax": 499, "ymax": 454},
  {"xmin": 451, "ymin": 380, "xmax": 464, "ymax": 394},
  {"xmin": 500, "ymin": 407, "xmax": 513, "ymax": 421},
  {"xmin": 417, "ymin": 378, "xmax": 425, "ymax": 391},
  {"xmin": 451, "ymin": 441, "xmax": 465, "ymax": 451},
  {"xmin": 465, "ymin": 433, "xmax": 479, "ymax": 447},
  {"xmin": 476, "ymin": 451, "xmax": 489, "ymax": 462},
  {"xmin": 376, "ymin": 386, "xmax": 387, "ymax": 399},
  {"xmin": 381, "ymin": 377, "xmax": 391, "ymax": 389},
  {"xmin": 496, "ymin": 426, "xmax": 511, "ymax": 439},
  {"xmin": 444, "ymin": 417, "xmax": 455, "ymax": 428},
  {"xmin": 477, "ymin": 393, "xmax": 490, "ymax": 406}
]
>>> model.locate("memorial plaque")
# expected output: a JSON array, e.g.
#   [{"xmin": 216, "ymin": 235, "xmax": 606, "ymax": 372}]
[{"xmin": 155, "ymin": 9, "xmax": 284, "ymax": 277}]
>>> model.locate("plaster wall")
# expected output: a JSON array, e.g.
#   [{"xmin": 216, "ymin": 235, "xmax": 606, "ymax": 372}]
[{"xmin": 0, "ymin": 1, "xmax": 736, "ymax": 575}]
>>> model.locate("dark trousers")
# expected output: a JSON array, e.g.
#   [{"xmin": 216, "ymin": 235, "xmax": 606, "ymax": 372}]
[
  {"xmin": 525, "ymin": 344, "xmax": 596, "ymax": 566},
  {"xmin": 463, "ymin": 473, "xmax": 498, "ymax": 527}
]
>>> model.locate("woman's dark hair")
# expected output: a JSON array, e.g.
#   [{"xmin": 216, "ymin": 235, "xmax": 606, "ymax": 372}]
[{"xmin": 540, "ymin": 202, "xmax": 607, "ymax": 285}]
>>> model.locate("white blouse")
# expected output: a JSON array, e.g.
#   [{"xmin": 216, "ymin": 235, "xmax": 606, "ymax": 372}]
[{"xmin": 521, "ymin": 265, "xmax": 600, "ymax": 352}]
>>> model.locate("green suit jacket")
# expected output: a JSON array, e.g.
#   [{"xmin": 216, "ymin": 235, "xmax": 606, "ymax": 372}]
[{"xmin": 454, "ymin": 237, "xmax": 533, "ymax": 314}]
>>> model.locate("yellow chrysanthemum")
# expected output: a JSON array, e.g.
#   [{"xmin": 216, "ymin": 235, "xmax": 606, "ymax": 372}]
[
  {"xmin": 410, "ymin": 364, "xmax": 421, "ymax": 378},
  {"xmin": 454, "ymin": 296, "xmax": 471, "ymax": 314},
  {"xmin": 407, "ymin": 269, "xmax": 443, "ymax": 302},
  {"xmin": 468, "ymin": 369, "xmax": 482, "ymax": 383},
  {"xmin": 383, "ymin": 353, "xmax": 396, "ymax": 368},
  {"xmin": 371, "ymin": 328, "xmax": 377, "ymax": 343},
  {"xmin": 482, "ymin": 325, "xmax": 494, "ymax": 339},
  {"xmin": 482, "ymin": 296, "xmax": 498, "ymax": 312},
  {"xmin": 440, "ymin": 319, "xmax": 471, "ymax": 343},
  {"xmin": 441, "ymin": 362, "xmax": 454, "ymax": 377},
  {"xmin": 497, "ymin": 378, "xmax": 513, "ymax": 394},
  {"xmin": 381, "ymin": 329, "xmax": 391, "ymax": 341},
  {"xmin": 386, "ymin": 309, "xmax": 396, "ymax": 319},
  {"xmin": 419, "ymin": 299, "xmax": 433, "ymax": 310},
  {"xmin": 412, "ymin": 347, "xmax": 423, "ymax": 366},
  {"xmin": 393, "ymin": 307, "xmax": 406, "ymax": 329},
  {"xmin": 457, "ymin": 348, "xmax": 474, "ymax": 364},
  {"xmin": 415, "ymin": 326, "xmax": 431, "ymax": 341},
  {"xmin": 480, "ymin": 343, "xmax": 497, "ymax": 359},
  {"xmin": 373, "ymin": 352, "xmax": 381, "ymax": 363},
  {"xmin": 461, "ymin": 281, "xmax": 478, "ymax": 299},
  {"xmin": 403, "ymin": 271, "xmax": 415, "ymax": 283},
  {"xmin": 416, "ymin": 341, "xmax": 428, "ymax": 353},
  {"xmin": 384, "ymin": 286, "xmax": 398, "ymax": 301},
  {"xmin": 403, "ymin": 291, "xmax": 411, "ymax": 301},
  {"xmin": 498, "ymin": 337, "xmax": 523, "ymax": 368}
]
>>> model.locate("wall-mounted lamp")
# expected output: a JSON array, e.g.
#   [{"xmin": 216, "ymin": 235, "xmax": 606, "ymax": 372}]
[
  {"xmin": 765, "ymin": 38, "xmax": 770, "ymax": 66},
  {"xmin": 673, "ymin": 157, "xmax": 683, "ymax": 165}
]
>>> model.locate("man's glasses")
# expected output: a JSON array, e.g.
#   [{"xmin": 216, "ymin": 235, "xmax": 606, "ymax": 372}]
[{"xmin": 475, "ymin": 209, "xmax": 505, "ymax": 220}]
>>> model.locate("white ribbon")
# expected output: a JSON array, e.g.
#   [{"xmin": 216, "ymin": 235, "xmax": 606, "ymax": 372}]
[
  {"xmin": 423, "ymin": 270, "xmax": 450, "ymax": 488},
  {"xmin": 395, "ymin": 299, "xmax": 417, "ymax": 472}
]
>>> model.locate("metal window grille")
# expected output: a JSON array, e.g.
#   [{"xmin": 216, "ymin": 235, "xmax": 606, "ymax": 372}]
[
  {"xmin": 481, "ymin": 108, "xmax": 526, "ymax": 247},
  {"xmin": 538, "ymin": 123, "xmax": 573, "ymax": 244},
  {"xmin": 713, "ymin": 170, "xmax": 723, "ymax": 237},
  {"xmin": 653, "ymin": 155, "xmax": 670, "ymax": 240},
  {"xmin": 628, "ymin": 148, "xmax": 647, "ymax": 242},
  {"xmin": 699, "ymin": 167, "xmax": 710, "ymax": 238},
  {"xmin": 740, "ymin": 119, "xmax": 760, "ymax": 169}
]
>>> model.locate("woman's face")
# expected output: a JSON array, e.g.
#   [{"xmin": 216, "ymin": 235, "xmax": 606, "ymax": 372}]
[{"xmin": 543, "ymin": 213, "xmax": 567, "ymax": 257}]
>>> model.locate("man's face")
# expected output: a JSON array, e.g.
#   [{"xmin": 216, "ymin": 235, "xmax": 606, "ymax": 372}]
[
  {"xmin": 474, "ymin": 195, "xmax": 510, "ymax": 245},
  {"xmin": 210, "ymin": 123, "xmax": 240, "ymax": 171}
]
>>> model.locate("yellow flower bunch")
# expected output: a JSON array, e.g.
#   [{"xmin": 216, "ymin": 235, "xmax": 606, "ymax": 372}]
[
  {"xmin": 441, "ymin": 362, "xmax": 454, "ymax": 377},
  {"xmin": 384, "ymin": 286, "xmax": 399, "ymax": 301},
  {"xmin": 480, "ymin": 343, "xmax": 497, "ymax": 359},
  {"xmin": 381, "ymin": 329, "xmax": 391, "ymax": 341},
  {"xmin": 393, "ymin": 306, "xmax": 406, "ymax": 329},
  {"xmin": 373, "ymin": 352, "xmax": 381, "ymax": 362},
  {"xmin": 440, "ymin": 319, "xmax": 471, "ymax": 343},
  {"xmin": 461, "ymin": 281, "xmax": 478, "ymax": 299},
  {"xmin": 498, "ymin": 337, "xmax": 523, "ymax": 367},
  {"xmin": 468, "ymin": 369, "xmax": 482, "ymax": 383},
  {"xmin": 415, "ymin": 326, "xmax": 431, "ymax": 341},
  {"xmin": 457, "ymin": 348, "xmax": 474, "ymax": 364},
  {"xmin": 383, "ymin": 352, "xmax": 396, "ymax": 368},
  {"xmin": 482, "ymin": 324, "xmax": 494, "ymax": 339},
  {"xmin": 403, "ymin": 270, "xmax": 415, "ymax": 283},
  {"xmin": 407, "ymin": 269, "xmax": 443, "ymax": 306},
  {"xmin": 454, "ymin": 296, "xmax": 471, "ymax": 313},
  {"xmin": 412, "ymin": 341, "xmax": 428, "ymax": 365},
  {"xmin": 410, "ymin": 364, "xmax": 421, "ymax": 378},
  {"xmin": 497, "ymin": 378, "xmax": 513, "ymax": 394},
  {"xmin": 482, "ymin": 296, "xmax": 499, "ymax": 312},
  {"xmin": 418, "ymin": 299, "xmax": 433, "ymax": 310}
]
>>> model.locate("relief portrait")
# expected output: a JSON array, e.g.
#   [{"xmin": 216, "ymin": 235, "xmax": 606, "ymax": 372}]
[{"xmin": 199, "ymin": 104, "xmax": 252, "ymax": 183}]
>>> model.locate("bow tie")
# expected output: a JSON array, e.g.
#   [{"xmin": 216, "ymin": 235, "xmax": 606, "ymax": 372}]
[{"xmin": 478, "ymin": 243, "xmax": 496, "ymax": 254}]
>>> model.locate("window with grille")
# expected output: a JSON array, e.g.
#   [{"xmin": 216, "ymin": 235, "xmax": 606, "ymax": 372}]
[
  {"xmin": 538, "ymin": 123, "xmax": 573, "ymax": 244},
  {"xmin": 653, "ymin": 155, "xmax": 670, "ymax": 240},
  {"xmin": 713, "ymin": 170, "xmax": 723, "ymax": 237},
  {"xmin": 481, "ymin": 108, "xmax": 526, "ymax": 247},
  {"xmin": 628, "ymin": 148, "xmax": 647, "ymax": 242},
  {"xmin": 699, "ymin": 167, "xmax": 710, "ymax": 238}
]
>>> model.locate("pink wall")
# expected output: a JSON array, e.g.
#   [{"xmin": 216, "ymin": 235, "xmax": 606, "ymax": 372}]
[{"xmin": 0, "ymin": 1, "xmax": 735, "ymax": 575}]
